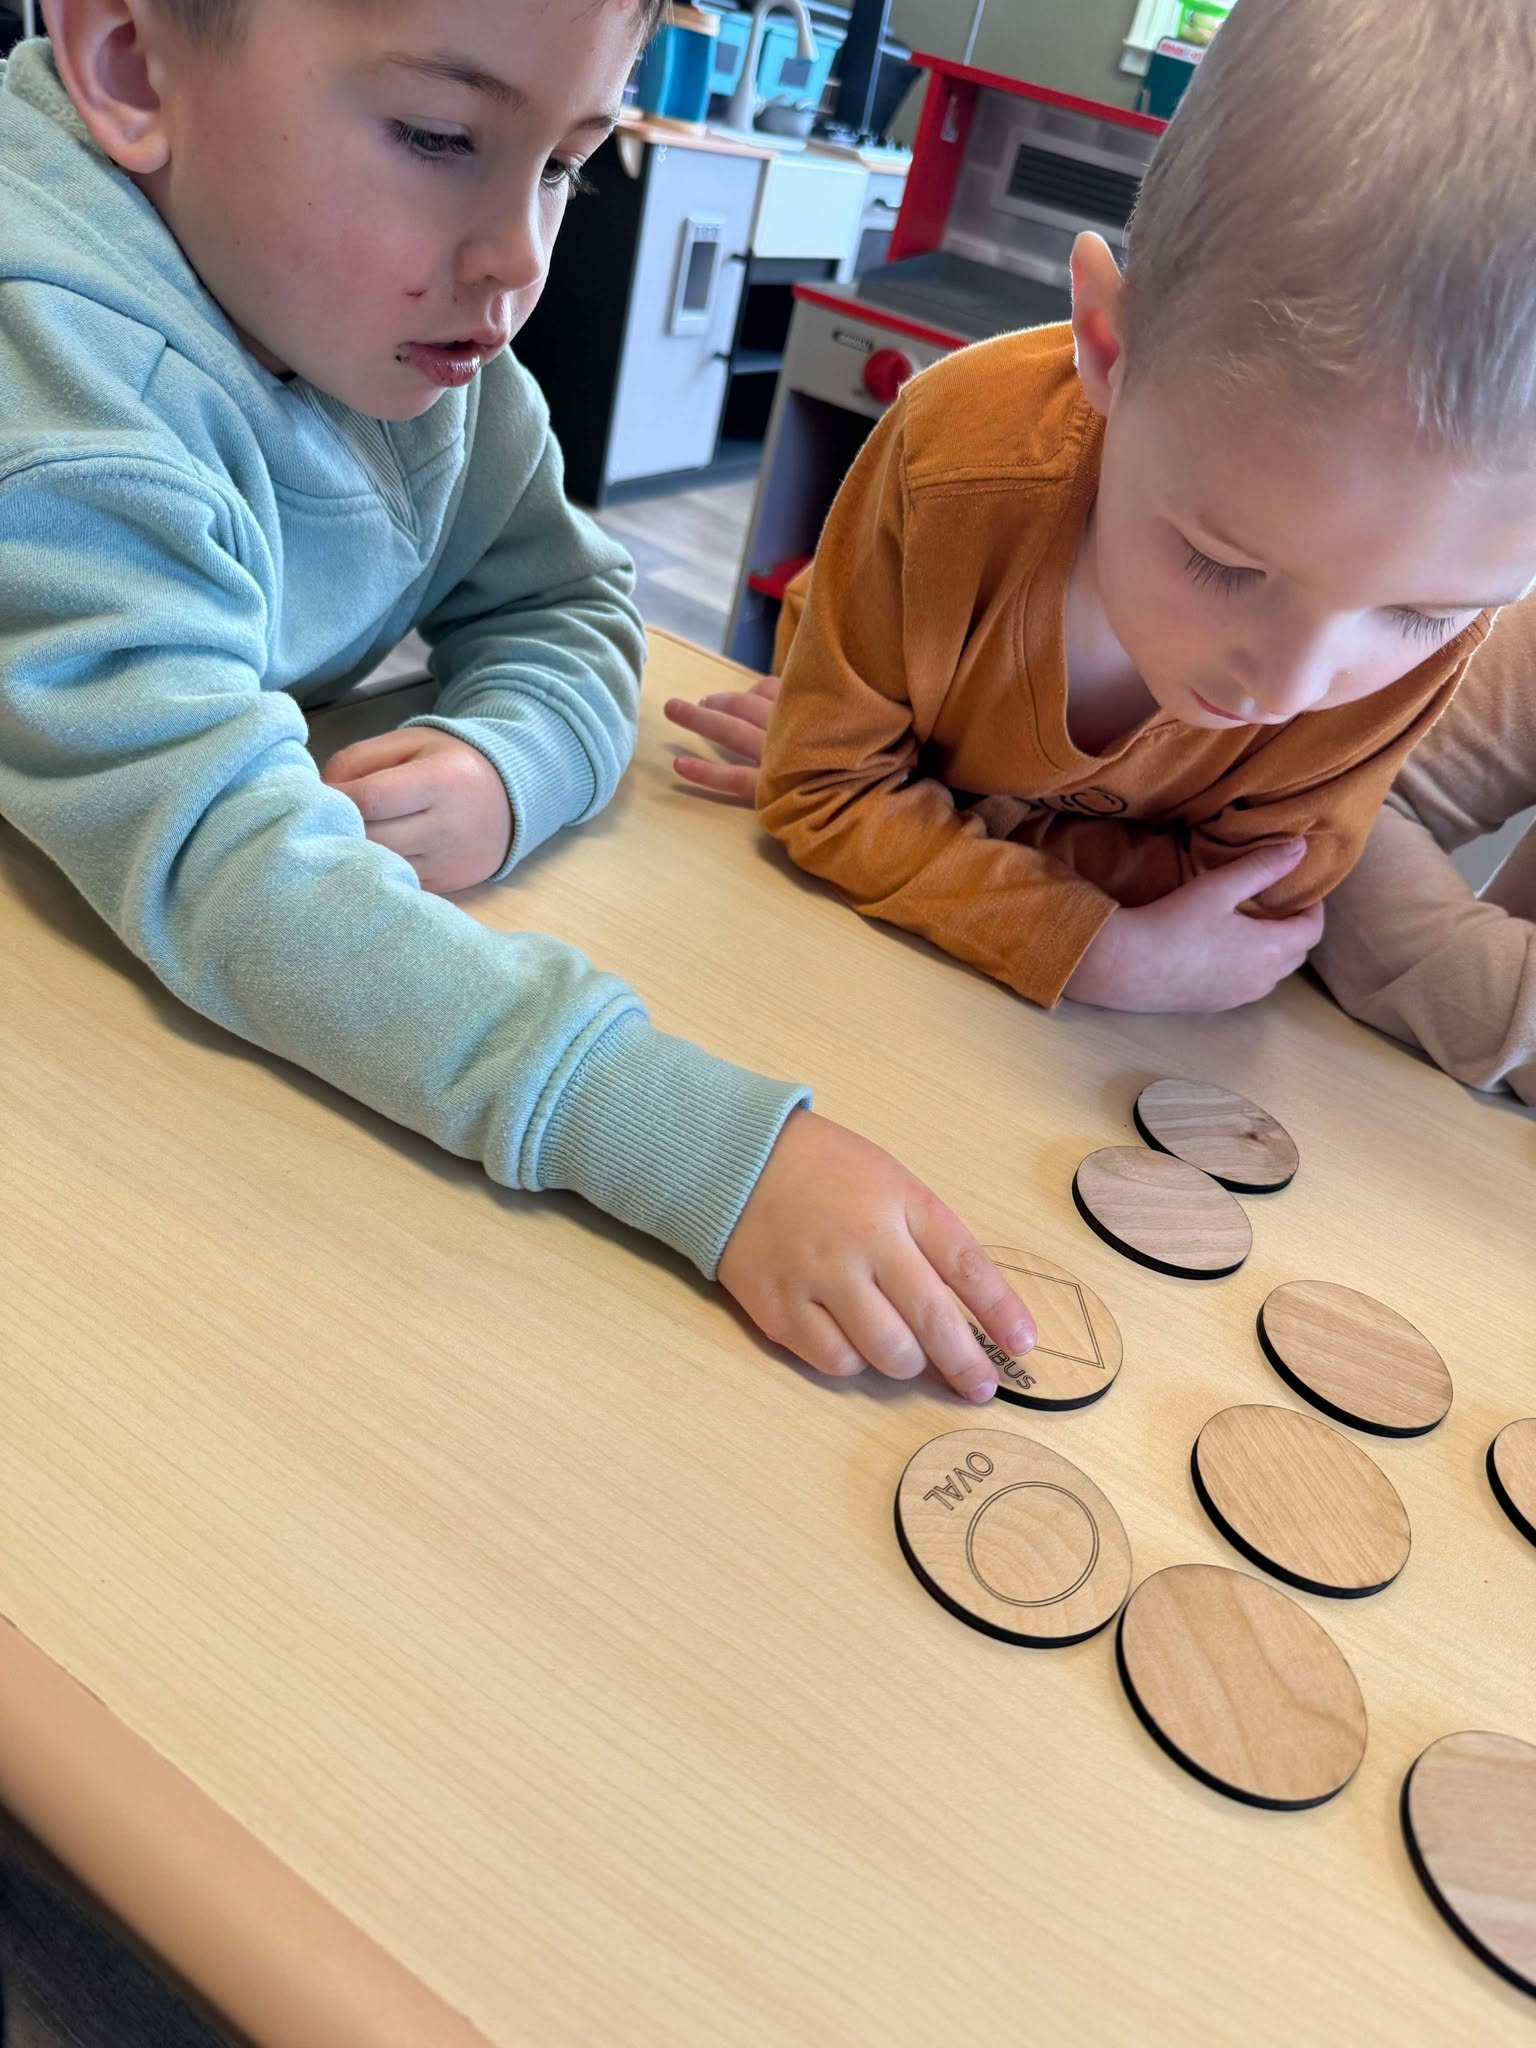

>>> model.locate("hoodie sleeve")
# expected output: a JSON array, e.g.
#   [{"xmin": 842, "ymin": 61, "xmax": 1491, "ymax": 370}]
[
  {"xmin": 402, "ymin": 363, "xmax": 645, "ymax": 881},
  {"xmin": 0, "ymin": 453, "xmax": 806, "ymax": 1274}
]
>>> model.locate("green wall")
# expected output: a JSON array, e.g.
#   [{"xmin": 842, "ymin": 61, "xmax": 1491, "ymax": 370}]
[{"xmin": 886, "ymin": 0, "xmax": 1139, "ymax": 114}]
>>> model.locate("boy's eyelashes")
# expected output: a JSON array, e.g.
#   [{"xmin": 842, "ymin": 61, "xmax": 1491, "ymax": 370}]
[
  {"xmin": 390, "ymin": 119, "xmax": 474, "ymax": 162},
  {"xmin": 1183, "ymin": 544, "xmax": 1259, "ymax": 596},
  {"xmin": 1183, "ymin": 542, "xmax": 1462, "ymax": 644},
  {"xmin": 387, "ymin": 120, "xmax": 594, "ymax": 193},
  {"xmin": 1388, "ymin": 606, "xmax": 1462, "ymax": 645}
]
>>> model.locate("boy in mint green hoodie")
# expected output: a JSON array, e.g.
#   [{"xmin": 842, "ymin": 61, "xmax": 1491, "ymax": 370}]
[{"xmin": 0, "ymin": 0, "xmax": 1037, "ymax": 1396}]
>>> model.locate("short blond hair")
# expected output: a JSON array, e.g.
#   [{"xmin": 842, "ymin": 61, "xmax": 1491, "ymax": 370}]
[{"xmin": 1122, "ymin": 0, "xmax": 1536, "ymax": 459}]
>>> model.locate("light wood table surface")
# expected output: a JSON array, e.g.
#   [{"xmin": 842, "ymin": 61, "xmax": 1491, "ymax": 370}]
[{"xmin": 3, "ymin": 630, "xmax": 1534, "ymax": 2047}]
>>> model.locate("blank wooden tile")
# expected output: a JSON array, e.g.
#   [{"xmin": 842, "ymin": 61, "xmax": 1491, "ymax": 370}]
[
  {"xmin": 1116, "ymin": 1563, "xmax": 1367, "ymax": 1808},
  {"xmin": 1258, "ymin": 1281, "xmax": 1452, "ymax": 1437},
  {"xmin": 1134, "ymin": 1078, "xmax": 1299, "ymax": 1192},
  {"xmin": 1192, "ymin": 1404, "xmax": 1411, "ymax": 1598},
  {"xmin": 1487, "ymin": 1419, "xmax": 1536, "ymax": 1550},
  {"xmin": 896, "ymin": 1429, "xmax": 1131, "ymax": 1646},
  {"xmin": 1074, "ymin": 1146, "xmax": 1252, "ymax": 1280},
  {"xmin": 963, "ymin": 1247, "xmax": 1122, "ymax": 1410},
  {"xmin": 1403, "ymin": 1730, "xmax": 1536, "ymax": 1995}
]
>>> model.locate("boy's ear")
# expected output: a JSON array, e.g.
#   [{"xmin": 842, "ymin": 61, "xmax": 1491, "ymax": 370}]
[
  {"xmin": 44, "ymin": 0, "xmax": 171, "ymax": 175},
  {"xmin": 1070, "ymin": 233, "xmax": 1126, "ymax": 418}
]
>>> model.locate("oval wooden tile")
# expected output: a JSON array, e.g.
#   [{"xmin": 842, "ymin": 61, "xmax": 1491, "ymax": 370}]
[
  {"xmin": 1258, "ymin": 1281, "xmax": 1452, "ymax": 1437},
  {"xmin": 1192, "ymin": 1404, "xmax": 1411, "ymax": 1598},
  {"xmin": 1134, "ymin": 1078, "xmax": 1299, "ymax": 1193},
  {"xmin": 1403, "ymin": 1730, "xmax": 1536, "ymax": 1996},
  {"xmin": 895, "ymin": 1429, "xmax": 1131, "ymax": 1646},
  {"xmin": 1487, "ymin": 1419, "xmax": 1536, "ymax": 1550},
  {"xmin": 962, "ymin": 1248, "xmax": 1122, "ymax": 1410},
  {"xmin": 1115, "ymin": 1563, "xmax": 1367, "ymax": 1809},
  {"xmin": 1073, "ymin": 1146, "xmax": 1252, "ymax": 1280}
]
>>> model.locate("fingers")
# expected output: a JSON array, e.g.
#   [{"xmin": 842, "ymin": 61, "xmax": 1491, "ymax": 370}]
[
  {"xmin": 321, "ymin": 729, "xmax": 425, "ymax": 786},
  {"xmin": 672, "ymin": 754, "xmax": 759, "ymax": 803},
  {"xmin": 1197, "ymin": 838, "xmax": 1309, "ymax": 911},
  {"xmin": 781, "ymin": 1301, "xmax": 865, "ymax": 1379},
  {"xmin": 360, "ymin": 815, "xmax": 431, "ymax": 862},
  {"xmin": 1206, "ymin": 900, "xmax": 1328, "ymax": 1009},
  {"xmin": 1265, "ymin": 899, "xmax": 1326, "ymax": 975},
  {"xmin": 709, "ymin": 687, "xmax": 776, "ymax": 730},
  {"xmin": 822, "ymin": 1283, "xmax": 930, "ymax": 1384},
  {"xmin": 904, "ymin": 1195, "xmax": 1037, "ymax": 1358},
  {"xmin": 331, "ymin": 761, "xmax": 431, "ymax": 824},
  {"xmin": 663, "ymin": 695, "xmax": 771, "ymax": 762}
]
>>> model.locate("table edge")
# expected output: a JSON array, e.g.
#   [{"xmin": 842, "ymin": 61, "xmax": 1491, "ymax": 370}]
[{"xmin": 0, "ymin": 1616, "xmax": 492, "ymax": 2048}]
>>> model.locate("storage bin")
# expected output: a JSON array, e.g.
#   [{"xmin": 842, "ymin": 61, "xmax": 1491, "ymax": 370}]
[
  {"xmin": 634, "ymin": 6, "xmax": 720, "ymax": 125},
  {"xmin": 757, "ymin": 17, "xmax": 839, "ymax": 110}
]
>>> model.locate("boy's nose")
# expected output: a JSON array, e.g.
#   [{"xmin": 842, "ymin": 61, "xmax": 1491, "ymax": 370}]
[
  {"xmin": 460, "ymin": 193, "xmax": 549, "ymax": 297},
  {"xmin": 1232, "ymin": 640, "xmax": 1339, "ymax": 721}
]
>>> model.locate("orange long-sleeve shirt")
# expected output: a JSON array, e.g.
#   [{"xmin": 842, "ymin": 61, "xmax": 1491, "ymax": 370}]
[{"xmin": 757, "ymin": 325, "xmax": 1489, "ymax": 1007}]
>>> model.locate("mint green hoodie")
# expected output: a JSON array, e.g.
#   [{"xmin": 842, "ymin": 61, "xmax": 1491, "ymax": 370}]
[{"xmin": 0, "ymin": 41, "xmax": 806, "ymax": 1275}]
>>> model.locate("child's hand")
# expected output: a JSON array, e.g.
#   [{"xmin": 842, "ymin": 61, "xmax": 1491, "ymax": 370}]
[
  {"xmin": 665, "ymin": 675, "xmax": 778, "ymax": 802},
  {"xmin": 321, "ymin": 728, "xmax": 512, "ymax": 894},
  {"xmin": 717, "ymin": 1109, "xmax": 1038, "ymax": 1401},
  {"xmin": 1064, "ymin": 839, "xmax": 1325, "ymax": 1012}
]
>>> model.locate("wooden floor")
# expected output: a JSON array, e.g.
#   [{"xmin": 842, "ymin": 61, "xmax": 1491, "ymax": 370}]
[{"xmin": 590, "ymin": 477, "xmax": 755, "ymax": 656}]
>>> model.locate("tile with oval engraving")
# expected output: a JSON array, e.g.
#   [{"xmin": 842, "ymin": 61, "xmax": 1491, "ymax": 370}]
[
  {"xmin": 964, "ymin": 1248, "xmax": 1123, "ymax": 1411},
  {"xmin": 895, "ymin": 1429, "xmax": 1131, "ymax": 1645}
]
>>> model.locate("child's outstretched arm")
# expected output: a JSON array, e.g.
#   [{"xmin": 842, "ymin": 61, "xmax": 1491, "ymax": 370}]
[
  {"xmin": 322, "ymin": 361, "xmax": 643, "ymax": 893},
  {"xmin": 1312, "ymin": 611, "xmax": 1536, "ymax": 1102},
  {"xmin": 0, "ymin": 459, "xmax": 1032, "ymax": 1395}
]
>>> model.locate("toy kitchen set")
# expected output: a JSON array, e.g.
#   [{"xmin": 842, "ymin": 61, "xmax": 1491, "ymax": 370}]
[
  {"xmin": 516, "ymin": 0, "xmax": 921, "ymax": 510},
  {"xmin": 724, "ymin": 56, "xmax": 1166, "ymax": 670}
]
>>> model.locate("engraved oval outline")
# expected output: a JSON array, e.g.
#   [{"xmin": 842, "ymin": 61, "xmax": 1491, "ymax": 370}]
[{"xmin": 964, "ymin": 1482, "xmax": 1101, "ymax": 1607}]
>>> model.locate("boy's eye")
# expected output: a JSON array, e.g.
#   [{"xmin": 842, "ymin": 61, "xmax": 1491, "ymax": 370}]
[
  {"xmin": 1184, "ymin": 544, "xmax": 1261, "ymax": 597},
  {"xmin": 542, "ymin": 158, "xmax": 594, "ymax": 195},
  {"xmin": 390, "ymin": 120, "xmax": 475, "ymax": 164},
  {"xmin": 1389, "ymin": 607, "xmax": 1461, "ymax": 645}
]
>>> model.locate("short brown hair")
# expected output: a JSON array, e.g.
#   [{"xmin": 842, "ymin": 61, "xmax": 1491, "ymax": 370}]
[
  {"xmin": 1122, "ymin": 0, "xmax": 1536, "ymax": 460},
  {"xmin": 154, "ymin": 0, "xmax": 667, "ymax": 50}
]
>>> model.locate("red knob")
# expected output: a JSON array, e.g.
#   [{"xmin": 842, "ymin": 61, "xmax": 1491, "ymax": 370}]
[{"xmin": 862, "ymin": 347, "xmax": 914, "ymax": 405}]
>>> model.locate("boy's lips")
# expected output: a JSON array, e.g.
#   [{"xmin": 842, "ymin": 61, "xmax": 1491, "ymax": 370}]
[
  {"xmin": 1190, "ymin": 688, "xmax": 1248, "ymax": 723},
  {"xmin": 397, "ymin": 333, "xmax": 509, "ymax": 387}
]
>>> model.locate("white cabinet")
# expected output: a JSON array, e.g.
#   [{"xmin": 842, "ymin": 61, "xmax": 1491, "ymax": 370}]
[
  {"xmin": 606, "ymin": 147, "xmax": 762, "ymax": 486},
  {"xmin": 750, "ymin": 155, "xmax": 868, "ymax": 262}
]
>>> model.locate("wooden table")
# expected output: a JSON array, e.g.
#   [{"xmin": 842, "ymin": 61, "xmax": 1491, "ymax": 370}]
[{"xmin": 2, "ymin": 631, "xmax": 1533, "ymax": 2047}]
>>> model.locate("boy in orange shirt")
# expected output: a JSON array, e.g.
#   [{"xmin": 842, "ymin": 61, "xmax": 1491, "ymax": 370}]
[{"xmin": 671, "ymin": 0, "xmax": 1536, "ymax": 1014}]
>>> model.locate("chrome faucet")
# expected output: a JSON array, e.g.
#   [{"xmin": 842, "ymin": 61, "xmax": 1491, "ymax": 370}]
[{"xmin": 721, "ymin": 0, "xmax": 819, "ymax": 135}]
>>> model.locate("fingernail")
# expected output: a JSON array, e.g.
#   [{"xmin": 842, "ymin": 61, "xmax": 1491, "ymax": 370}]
[
  {"xmin": 968, "ymin": 1377, "xmax": 997, "ymax": 1403},
  {"xmin": 1008, "ymin": 1322, "xmax": 1037, "ymax": 1353}
]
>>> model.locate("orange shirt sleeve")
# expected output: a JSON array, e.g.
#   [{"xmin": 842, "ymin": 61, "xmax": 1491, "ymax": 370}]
[
  {"xmin": 1179, "ymin": 648, "xmax": 1481, "ymax": 914},
  {"xmin": 756, "ymin": 402, "xmax": 1116, "ymax": 1008}
]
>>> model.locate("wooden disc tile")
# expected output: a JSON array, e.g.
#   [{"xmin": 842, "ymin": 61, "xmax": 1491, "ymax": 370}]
[
  {"xmin": 1134, "ymin": 1078, "xmax": 1299, "ymax": 1193},
  {"xmin": 1487, "ymin": 1420, "xmax": 1536, "ymax": 1550},
  {"xmin": 1192, "ymin": 1404, "xmax": 1411, "ymax": 1598},
  {"xmin": 1115, "ymin": 1563, "xmax": 1367, "ymax": 1809},
  {"xmin": 962, "ymin": 1248, "xmax": 1123, "ymax": 1410},
  {"xmin": 1403, "ymin": 1730, "xmax": 1536, "ymax": 1995},
  {"xmin": 1073, "ymin": 1146, "xmax": 1252, "ymax": 1280},
  {"xmin": 1258, "ymin": 1281, "xmax": 1452, "ymax": 1437},
  {"xmin": 895, "ymin": 1429, "xmax": 1131, "ymax": 1646}
]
